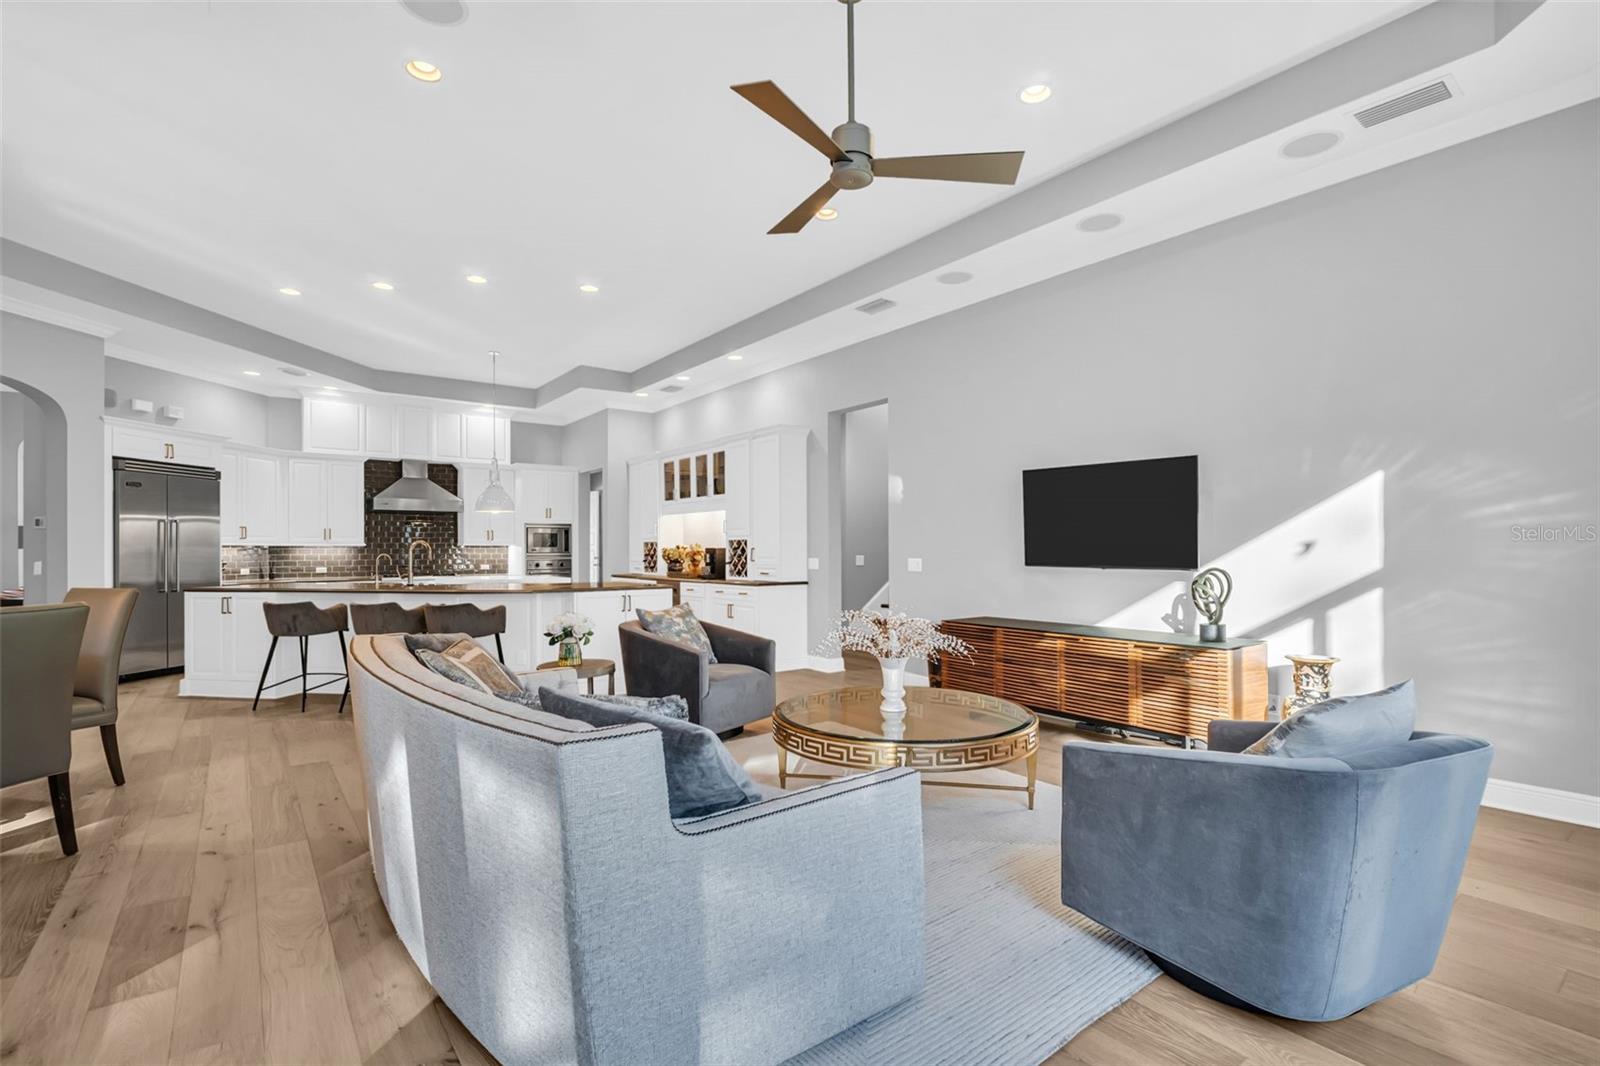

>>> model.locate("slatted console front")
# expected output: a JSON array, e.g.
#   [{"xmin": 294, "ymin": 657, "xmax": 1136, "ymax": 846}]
[{"xmin": 932, "ymin": 617, "xmax": 1268, "ymax": 743}]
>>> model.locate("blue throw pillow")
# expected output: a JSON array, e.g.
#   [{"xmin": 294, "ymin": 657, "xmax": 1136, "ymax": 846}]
[
  {"xmin": 1245, "ymin": 679, "xmax": 1417, "ymax": 758},
  {"xmin": 539, "ymin": 687, "xmax": 761, "ymax": 818}
]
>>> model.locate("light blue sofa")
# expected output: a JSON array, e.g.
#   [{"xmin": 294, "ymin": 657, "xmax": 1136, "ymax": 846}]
[
  {"xmin": 1060, "ymin": 719, "xmax": 1491, "ymax": 1021},
  {"xmin": 348, "ymin": 634, "xmax": 926, "ymax": 1066}
]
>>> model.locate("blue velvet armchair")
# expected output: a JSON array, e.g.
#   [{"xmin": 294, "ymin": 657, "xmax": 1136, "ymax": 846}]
[{"xmin": 1060, "ymin": 719, "xmax": 1492, "ymax": 1021}]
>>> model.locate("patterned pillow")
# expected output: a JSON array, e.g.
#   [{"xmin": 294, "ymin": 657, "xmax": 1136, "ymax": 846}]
[
  {"xmin": 587, "ymin": 692, "xmax": 691, "ymax": 721},
  {"xmin": 636, "ymin": 603, "xmax": 716, "ymax": 663},
  {"xmin": 411, "ymin": 636, "xmax": 522, "ymax": 699}
]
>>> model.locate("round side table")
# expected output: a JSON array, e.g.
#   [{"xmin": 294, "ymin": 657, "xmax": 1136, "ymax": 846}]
[{"xmin": 535, "ymin": 657, "xmax": 616, "ymax": 695}]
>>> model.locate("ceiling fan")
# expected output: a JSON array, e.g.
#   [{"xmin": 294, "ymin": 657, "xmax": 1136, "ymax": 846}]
[{"xmin": 732, "ymin": 0, "xmax": 1025, "ymax": 235}]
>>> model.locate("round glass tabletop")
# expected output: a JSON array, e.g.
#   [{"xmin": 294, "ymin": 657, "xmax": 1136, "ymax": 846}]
[{"xmin": 774, "ymin": 685, "xmax": 1034, "ymax": 745}]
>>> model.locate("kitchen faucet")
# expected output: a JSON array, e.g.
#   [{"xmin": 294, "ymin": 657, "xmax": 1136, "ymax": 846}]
[
  {"xmin": 407, "ymin": 540, "xmax": 433, "ymax": 586},
  {"xmin": 373, "ymin": 552, "xmax": 396, "ymax": 584}
]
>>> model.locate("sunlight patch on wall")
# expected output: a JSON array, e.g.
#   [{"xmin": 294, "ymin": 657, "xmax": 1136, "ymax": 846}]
[{"xmin": 1326, "ymin": 586, "xmax": 1386, "ymax": 693}]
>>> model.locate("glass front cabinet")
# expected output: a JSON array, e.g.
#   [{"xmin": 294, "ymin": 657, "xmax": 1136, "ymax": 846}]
[{"xmin": 661, "ymin": 447, "xmax": 729, "ymax": 508}]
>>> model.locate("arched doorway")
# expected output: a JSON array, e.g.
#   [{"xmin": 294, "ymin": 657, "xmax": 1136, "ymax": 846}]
[{"xmin": 0, "ymin": 375, "xmax": 71, "ymax": 602}]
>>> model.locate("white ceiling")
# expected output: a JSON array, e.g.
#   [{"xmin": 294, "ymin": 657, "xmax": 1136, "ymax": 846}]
[{"xmin": 1, "ymin": 0, "xmax": 1419, "ymax": 394}]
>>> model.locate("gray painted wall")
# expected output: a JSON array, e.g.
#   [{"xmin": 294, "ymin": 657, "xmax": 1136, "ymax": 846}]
[
  {"xmin": 0, "ymin": 312, "xmax": 110, "ymax": 597},
  {"xmin": 511, "ymin": 421, "xmax": 564, "ymax": 465},
  {"xmin": 650, "ymin": 102, "xmax": 1600, "ymax": 796},
  {"xmin": 104, "ymin": 357, "xmax": 271, "ymax": 445},
  {"xmin": 841, "ymin": 403, "xmax": 889, "ymax": 610}
]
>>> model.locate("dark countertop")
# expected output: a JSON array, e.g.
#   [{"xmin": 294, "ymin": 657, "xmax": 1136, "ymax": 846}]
[
  {"xmin": 191, "ymin": 579, "xmax": 668, "ymax": 595},
  {"xmin": 944, "ymin": 616, "xmax": 1266, "ymax": 651},
  {"xmin": 612, "ymin": 571, "xmax": 808, "ymax": 588}
]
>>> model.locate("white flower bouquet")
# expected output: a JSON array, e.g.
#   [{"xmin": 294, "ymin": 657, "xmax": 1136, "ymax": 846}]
[
  {"xmin": 544, "ymin": 612, "xmax": 594, "ymax": 647},
  {"xmin": 816, "ymin": 608, "xmax": 971, "ymax": 662}
]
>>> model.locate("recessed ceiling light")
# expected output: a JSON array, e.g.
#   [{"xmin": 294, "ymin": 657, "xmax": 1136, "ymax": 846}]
[
  {"xmin": 634, "ymin": 392, "xmax": 649, "ymax": 398},
  {"xmin": 815, "ymin": 207, "xmax": 838, "ymax": 221},
  {"xmin": 465, "ymin": 274, "xmax": 488, "ymax": 285},
  {"xmin": 1076, "ymin": 213, "xmax": 1123, "ymax": 233},
  {"xmin": 405, "ymin": 60, "xmax": 442, "ymax": 83},
  {"xmin": 321, "ymin": 386, "xmax": 340, "ymax": 393},
  {"xmin": 371, "ymin": 280, "xmax": 395, "ymax": 291},
  {"xmin": 242, "ymin": 370, "xmax": 262, "ymax": 376},
  {"xmin": 726, "ymin": 353, "xmax": 744, "ymax": 361},
  {"xmin": 277, "ymin": 287, "xmax": 301, "ymax": 296},
  {"xmin": 936, "ymin": 271, "xmax": 974, "ymax": 285},
  {"xmin": 1019, "ymin": 84, "xmax": 1052, "ymax": 104},
  {"xmin": 1280, "ymin": 130, "xmax": 1343, "ymax": 159},
  {"xmin": 476, "ymin": 405, "xmax": 494, "ymax": 413},
  {"xmin": 578, "ymin": 284, "xmax": 600, "ymax": 294},
  {"xmin": 675, "ymin": 375, "xmax": 691, "ymax": 382}
]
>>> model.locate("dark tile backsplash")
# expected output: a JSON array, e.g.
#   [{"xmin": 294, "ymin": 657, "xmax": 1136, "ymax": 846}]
[{"xmin": 220, "ymin": 461, "xmax": 509, "ymax": 581}]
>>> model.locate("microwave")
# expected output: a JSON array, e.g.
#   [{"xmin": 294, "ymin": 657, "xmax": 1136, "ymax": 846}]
[{"xmin": 525, "ymin": 523, "xmax": 572, "ymax": 555}]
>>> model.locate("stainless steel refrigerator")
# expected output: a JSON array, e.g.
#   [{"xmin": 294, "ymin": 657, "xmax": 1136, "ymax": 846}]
[{"xmin": 113, "ymin": 458, "xmax": 221, "ymax": 676}]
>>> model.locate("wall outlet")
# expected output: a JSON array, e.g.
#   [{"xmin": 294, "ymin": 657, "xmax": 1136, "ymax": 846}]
[
  {"xmin": 32, "ymin": 561, "xmax": 42, "ymax": 576},
  {"xmin": 807, "ymin": 557, "xmax": 820, "ymax": 571},
  {"xmin": 855, "ymin": 554, "xmax": 865, "ymax": 566},
  {"xmin": 479, "ymin": 564, "xmax": 490, "ymax": 571},
  {"xmin": 241, "ymin": 567, "xmax": 252, "ymax": 575},
  {"xmin": 315, "ymin": 565, "xmax": 328, "ymax": 574},
  {"xmin": 906, "ymin": 557, "xmax": 923, "ymax": 572}
]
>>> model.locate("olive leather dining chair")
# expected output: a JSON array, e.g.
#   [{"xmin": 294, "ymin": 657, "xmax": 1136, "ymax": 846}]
[
  {"xmin": 65, "ymin": 587, "xmax": 139, "ymax": 787},
  {"xmin": 1, "ymin": 602, "xmax": 90, "ymax": 855}
]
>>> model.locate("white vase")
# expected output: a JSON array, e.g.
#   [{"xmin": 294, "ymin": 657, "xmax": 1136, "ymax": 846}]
[{"xmin": 878, "ymin": 656, "xmax": 909, "ymax": 717}]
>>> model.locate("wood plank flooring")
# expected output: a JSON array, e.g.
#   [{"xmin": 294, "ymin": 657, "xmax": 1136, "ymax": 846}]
[{"xmin": 1, "ymin": 668, "xmax": 1595, "ymax": 1065}]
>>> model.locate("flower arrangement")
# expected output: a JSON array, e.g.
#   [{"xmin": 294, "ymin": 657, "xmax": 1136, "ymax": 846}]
[
  {"xmin": 661, "ymin": 543, "xmax": 708, "ymax": 575},
  {"xmin": 816, "ymin": 609, "xmax": 971, "ymax": 663},
  {"xmin": 544, "ymin": 612, "xmax": 594, "ymax": 666}
]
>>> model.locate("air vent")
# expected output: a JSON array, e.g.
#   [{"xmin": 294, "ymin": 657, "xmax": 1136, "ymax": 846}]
[
  {"xmin": 659, "ymin": 384, "xmax": 685, "ymax": 394},
  {"xmin": 1354, "ymin": 80, "xmax": 1453, "ymax": 128},
  {"xmin": 855, "ymin": 297, "xmax": 897, "ymax": 315}
]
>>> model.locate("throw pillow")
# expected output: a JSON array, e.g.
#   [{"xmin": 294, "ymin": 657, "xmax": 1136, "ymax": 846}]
[
  {"xmin": 636, "ymin": 602, "xmax": 717, "ymax": 663},
  {"xmin": 539, "ymin": 687, "xmax": 761, "ymax": 818},
  {"xmin": 410, "ymin": 635, "xmax": 522, "ymax": 699},
  {"xmin": 1244, "ymin": 679, "xmax": 1417, "ymax": 758},
  {"xmin": 588, "ymin": 692, "xmax": 691, "ymax": 721}
]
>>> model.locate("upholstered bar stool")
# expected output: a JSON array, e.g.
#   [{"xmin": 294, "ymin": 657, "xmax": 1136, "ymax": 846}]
[
  {"xmin": 341, "ymin": 602, "xmax": 428, "ymax": 707},
  {"xmin": 253, "ymin": 601, "xmax": 351, "ymax": 714},
  {"xmin": 423, "ymin": 603, "xmax": 508, "ymax": 663}
]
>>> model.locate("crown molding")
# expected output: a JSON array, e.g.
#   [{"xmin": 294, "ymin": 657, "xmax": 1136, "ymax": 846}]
[{"xmin": 0, "ymin": 293, "xmax": 120, "ymax": 338}]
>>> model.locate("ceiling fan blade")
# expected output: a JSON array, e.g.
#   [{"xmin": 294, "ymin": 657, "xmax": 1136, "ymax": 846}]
[
  {"xmin": 768, "ymin": 181, "xmax": 839, "ymax": 235},
  {"xmin": 872, "ymin": 151, "xmax": 1025, "ymax": 185},
  {"xmin": 732, "ymin": 81, "xmax": 846, "ymax": 162}
]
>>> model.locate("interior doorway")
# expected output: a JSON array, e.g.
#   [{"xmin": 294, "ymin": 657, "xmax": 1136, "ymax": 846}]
[
  {"xmin": 584, "ymin": 470, "xmax": 603, "ymax": 582},
  {"xmin": 840, "ymin": 401, "xmax": 889, "ymax": 612}
]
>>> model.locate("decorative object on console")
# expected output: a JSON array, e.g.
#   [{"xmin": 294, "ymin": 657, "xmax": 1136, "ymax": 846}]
[
  {"xmin": 662, "ymin": 544, "xmax": 686, "ymax": 573},
  {"xmin": 661, "ymin": 543, "xmax": 709, "ymax": 576},
  {"xmin": 544, "ymin": 612, "xmax": 594, "ymax": 666},
  {"xmin": 727, "ymin": 538, "xmax": 748, "ymax": 577},
  {"xmin": 818, "ymin": 609, "xmax": 971, "ymax": 719},
  {"xmin": 643, "ymin": 540, "xmax": 658, "ymax": 572},
  {"xmin": 1283, "ymin": 653, "xmax": 1339, "ymax": 717},
  {"xmin": 1189, "ymin": 566, "xmax": 1233, "ymax": 643}
]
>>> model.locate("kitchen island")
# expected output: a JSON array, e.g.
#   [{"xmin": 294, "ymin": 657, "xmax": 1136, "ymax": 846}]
[{"xmin": 180, "ymin": 579, "xmax": 671, "ymax": 699}]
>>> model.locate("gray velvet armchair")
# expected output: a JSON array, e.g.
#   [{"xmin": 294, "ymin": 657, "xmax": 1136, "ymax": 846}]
[
  {"xmin": 1060, "ymin": 719, "xmax": 1492, "ymax": 1021},
  {"xmin": 618, "ymin": 619, "xmax": 776, "ymax": 737}
]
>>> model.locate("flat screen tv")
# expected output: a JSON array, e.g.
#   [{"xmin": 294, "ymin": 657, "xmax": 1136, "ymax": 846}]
[{"xmin": 1023, "ymin": 455, "xmax": 1198, "ymax": 570}]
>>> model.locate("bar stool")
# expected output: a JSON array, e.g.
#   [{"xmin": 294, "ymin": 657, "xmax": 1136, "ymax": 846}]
[
  {"xmin": 423, "ymin": 603, "xmax": 508, "ymax": 663},
  {"xmin": 341, "ymin": 602, "xmax": 427, "ymax": 708},
  {"xmin": 252, "ymin": 602, "xmax": 350, "ymax": 714}
]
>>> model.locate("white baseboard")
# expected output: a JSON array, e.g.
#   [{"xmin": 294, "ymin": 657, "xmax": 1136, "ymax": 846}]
[{"xmin": 1481, "ymin": 777, "xmax": 1600, "ymax": 828}]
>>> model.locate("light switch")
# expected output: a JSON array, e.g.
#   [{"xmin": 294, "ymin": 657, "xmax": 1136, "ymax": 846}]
[
  {"xmin": 807, "ymin": 557, "xmax": 820, "ymax": 571},
  {"xmin": 855, "ymin": 555, "xmax": 865, "ymax": 567},
  {"xmin": 906, "ymin": 557, "xmax": 923, "ymax": 572}
]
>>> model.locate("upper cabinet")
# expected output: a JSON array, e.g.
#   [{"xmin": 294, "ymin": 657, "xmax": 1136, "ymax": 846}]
[
  {"xmin": 459, "ymin": 466, "xmax": 518, "ymax": 546},
  {"xmin": 513, "ymin": 466, "xmax": 579, "ymax": 526},
  {"xmin": 660, "ymin": 445, "xmax": 730, "ymax": 513},
  {"xmin": 285, "ymin": 458, "xmax": 364, "ymax": 545},
  {"xmin": 108, "ymin": 423, "xmax": 219, "ymax": 467},
  {"xmin": 220, "ymin": 450, "xmax": 286, "ymax": 545},
  {"xmin": 397, "ymin": 405, "xmax": 434, "ymax": 459},
  {"xmin": 302, "ymin": 398, "xmax": 364, "ymax": 454}
]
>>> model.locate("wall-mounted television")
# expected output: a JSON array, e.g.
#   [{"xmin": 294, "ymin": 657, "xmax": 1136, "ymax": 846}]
[{"xmin": 1022, "ymin": 455, "xmax": 1198, "ymax": 570}]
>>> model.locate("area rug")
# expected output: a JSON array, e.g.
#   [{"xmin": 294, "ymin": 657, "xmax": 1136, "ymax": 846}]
[{"xmin": 722, "ymin": 733, "xmax": 1159, "ymax": 1066}]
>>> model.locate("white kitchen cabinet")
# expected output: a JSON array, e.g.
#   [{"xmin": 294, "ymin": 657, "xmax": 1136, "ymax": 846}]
[
  {"xmin": 434, "ymin": 412, "xmax": 465, "ymax": 459},
  {"xmin": 364, "ymin": 403, "xmax": 397, "ymax": 457},
  {"xmin": 749, "ymin": 433, "xmax": 781, "ymax": 574},
  {"xmin": 218, "ymin": 452, "xmax": 240, "ymax": 545},
  {"xmin": 514, "ymin": 468, "xmax": 545, "ymax": 528},
  {"xmin": 722, "ymin": 438, "xmax": 750, "ymax": 536},
  {"xmin": 183, "ymin": 593, "xmax": 282, "ymax": 689},
  {"xmin": 459, "ymin": 466, "xmax": 518, "ymax": 546},
  {"xmin": 544, "ymin": 469, "xmax": 578, "ymax": 523},
  {"xmin": 302, "ymin": 398, "xmax": 364, "ymax": 454},
  {"xmin": 463, "ymin": 413, "xmax": 512, "ymax": 462},
  {"xmin": 397, "ymin": 405, "xmax": 433, "ymax": 459},
  {"xmin": 223, "ymin": 451, "xmax": 285, "ymax": 544},
  {"xmin": 108, "ymin": 422, "xmax": 219, "ymax": 467},
  {"xmin": 185, "ymin": 593, "xmax": 229, "ymax": 680},
  {"xmin": 680, "ymin": 581, "xmax": 711, "ymax": 618},
  {"xmin": 572, "ymin": 587, "xmax": 672, "ymax": 693},
  {"xmin": 627, "ymin": 458, "xmax": 660, "ymax": 572},
  {"xmin": 514, "ymin": 466, "xmax": 580, "ymax": 525},
  {"xmin": 286, "ymin": 458, "xmax": 364, "ymax": 545}
]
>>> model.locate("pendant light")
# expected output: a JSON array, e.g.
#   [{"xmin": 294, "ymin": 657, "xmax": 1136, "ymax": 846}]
[{"xmin": 474, "ymin": 350, "xmax": 516, "ymax": 514}]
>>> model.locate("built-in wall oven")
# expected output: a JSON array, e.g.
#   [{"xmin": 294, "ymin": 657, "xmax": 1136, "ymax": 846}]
[{"xmin": 525, "ymin": 523, "xmax": 573, "ymax": 579}]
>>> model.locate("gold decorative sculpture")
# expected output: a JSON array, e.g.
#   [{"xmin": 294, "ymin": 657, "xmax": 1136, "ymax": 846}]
[
  {"xmin": 1283, "ymin": 654, "xmax": 1339, "ymax": 717},
  {"xmin": 1190, "ymin": 567, "xmax": 1233, "ymax": 643}
]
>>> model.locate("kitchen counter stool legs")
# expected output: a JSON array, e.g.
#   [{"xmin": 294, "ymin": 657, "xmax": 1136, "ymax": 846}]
[{"xmin": 251, "ymin": 601, "xmax": 351, "ymax": 714}]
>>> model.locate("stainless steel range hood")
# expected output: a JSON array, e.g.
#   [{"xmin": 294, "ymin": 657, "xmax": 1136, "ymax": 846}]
[{"xmin": 371, "ymin": 460, "xmax": 463, "ymax": 513}]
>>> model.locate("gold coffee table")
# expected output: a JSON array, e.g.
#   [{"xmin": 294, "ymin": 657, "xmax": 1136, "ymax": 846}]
[{"xmin": 772, "ymin": 686, "xmax": 1040, "ymax": 808}]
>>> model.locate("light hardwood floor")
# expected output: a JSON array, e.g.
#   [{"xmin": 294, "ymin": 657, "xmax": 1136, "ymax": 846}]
[{"xmin": 1, "ymin": 668, "xmax": 1596, "ymax": 1065}]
